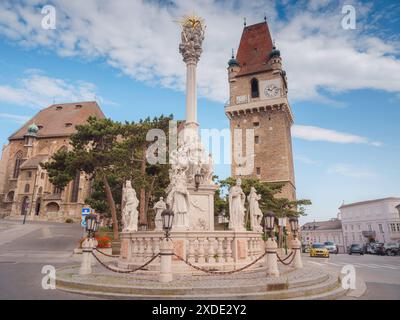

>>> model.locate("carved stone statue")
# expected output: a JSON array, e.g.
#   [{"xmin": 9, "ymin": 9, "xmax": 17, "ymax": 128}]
[
  {"xmin": 179, "ymin": 15, "xmax": 205, "ymax": 64},
  {"xmin": 166, "ymin": 167, "xmax": 190, "ymax": 230},
  {"xmin": 121, "ymin": 181, "xmax": 139, "ymax": 232},
  {"xmin": 228, "ymin": 179, "xmax": 246, "ymax": 231},
  {"xmin": 153, "ymin": 197, "xmax": 167, "ymax": 231},
  {"xmin": 248, "ymin": 187, "xmax": 263, "ymax": 232}
]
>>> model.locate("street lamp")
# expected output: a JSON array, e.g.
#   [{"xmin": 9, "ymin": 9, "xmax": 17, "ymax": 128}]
[
  {"xmin": 161, "ymin": 208, "xmax": 174, "ymax": 239},
  {"xmin": 289, "ymin": 217, "xmax": 299, "ymax": 239},
  {"xmin": 264, "ymin": 211, "xmax": 276, "ymax": 238},
  {"xmin": 194, "ymin": 172, "xmax": 202, "ymax": 191},
  {"xmin": 85, "ymin": 214, "xmax": 98, "ymax": 239}
]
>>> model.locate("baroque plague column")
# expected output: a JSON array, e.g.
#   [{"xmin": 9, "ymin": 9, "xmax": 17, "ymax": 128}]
[{"xmin": 118, "ymin": 15, "xmax": 264, "ymax": 271}]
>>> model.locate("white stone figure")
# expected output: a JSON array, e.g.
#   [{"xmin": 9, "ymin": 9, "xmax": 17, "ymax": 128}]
[
  {"xmin": 121, "ymin": 181, "xmax": 139, "ymax": 232},
  {"xmin": 167, "ymin": 168, "xmax": 190, "ymax": 230},
  {"xmin": 201, "ymin": 153, "xmax": 214, "ymax": 184},
  {"xmin": 248, "ymin": 187, "xmax": 263, "ymax": 232},
  {"xmin": 153, "ymin": 197, "xmax": 167, "ymax": 231},
  {"xmin": 228, "ymin": 179, "xmax": 246, "ymax": 231}
]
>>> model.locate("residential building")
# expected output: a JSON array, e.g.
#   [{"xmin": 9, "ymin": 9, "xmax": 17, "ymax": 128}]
[
  {"xmin": 301, "ymin": 218, "xmax": 345, "ymax": 253},
  {"xmin": 340, "ymin": 197, "xmax": 400, "ymax": 248}
]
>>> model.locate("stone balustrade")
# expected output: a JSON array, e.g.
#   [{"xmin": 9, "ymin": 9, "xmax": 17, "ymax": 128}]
[{"xmin": 118, "ymin": 230, "xmax": 265, "ymax": 271}]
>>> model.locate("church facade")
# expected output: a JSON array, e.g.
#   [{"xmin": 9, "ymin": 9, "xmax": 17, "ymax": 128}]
[
  {"xmin": 0, "ymin": 101, "xmax": 105, "ymax": 221},
  {"xmin": 225, "ymin": 21, "xmax": 296, "ymax": 200}
]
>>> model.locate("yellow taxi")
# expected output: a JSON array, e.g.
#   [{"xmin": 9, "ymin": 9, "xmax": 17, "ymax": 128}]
[{"xmin": 309, "ymin": 243, "xmax": 330, "ymax": 258}]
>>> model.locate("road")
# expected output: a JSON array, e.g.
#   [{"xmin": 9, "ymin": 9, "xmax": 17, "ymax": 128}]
[
  {"xmin": 303, "ymin": 253, "xmax": 400, "ymax": 299},
  {"xmin": 1, "ymin": 219, "xmax": 400, "ymax": 299},
  {"xmin": 0, "ymin": 219, "xmax": 96, "ymax": 299}
]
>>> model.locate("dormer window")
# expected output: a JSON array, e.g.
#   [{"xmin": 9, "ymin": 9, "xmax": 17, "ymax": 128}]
[
  {"xmin": 65, "ymin": 123, "xmax": 73, "ymax": 128},
  {"xmin": 75, "ymin": 104, "xmax": 82, "ymax": 109},
  {"xmin": 251, "ymin": 78, "xmax": 259, "ymax": 98},
  {"xmin": 56, "ymin": 106, "xmax": 63, "ymax": 110},
  {"xmin": 38, "ymin": 125, "xmax": 43, "ymax": 130}
]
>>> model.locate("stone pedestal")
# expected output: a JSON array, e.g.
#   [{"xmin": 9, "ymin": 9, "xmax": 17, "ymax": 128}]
[
  {"xmin": 290, "ymin": 238, "xmax": 303, "ymax": 269},
  {"xmin": 266, "ymin": 238, "xmax": 279, "ymax": 277},
  {"xmin": 187, "ymin": 184, "xmax": 218, "ymax": 231},
  {"xmin": 159, "ymin": 238, "xmax": 173, "ymax": 283},
  {"xmin": 79, "ymin": 238, "xmax": 94, "ymax": 275}
]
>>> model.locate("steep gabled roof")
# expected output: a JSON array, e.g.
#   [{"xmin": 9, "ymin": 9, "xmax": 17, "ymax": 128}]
[
  {"xmin": 9, "ymin": 101, "xmax": 105, "ymax": 140},
  {"xmin": 236, "ymin": 21, "xmax": 274, "ymax": 76}
]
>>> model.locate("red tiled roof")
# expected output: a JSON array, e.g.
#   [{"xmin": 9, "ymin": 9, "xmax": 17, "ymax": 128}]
[
  {"xmin": 9, "ymin": 101, "xmax": 105, "ymax": 140},
  {"xmin": 236, "ymin": 22, "xmax": 274, "ymax": 76}
]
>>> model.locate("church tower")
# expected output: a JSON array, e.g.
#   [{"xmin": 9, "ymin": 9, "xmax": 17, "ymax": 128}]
[{"xmin": 225, "ymin": 21, "xmax": 296, "ymax": 200}]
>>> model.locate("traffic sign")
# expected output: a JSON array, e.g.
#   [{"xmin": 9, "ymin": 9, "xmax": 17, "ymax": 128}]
[{"xmin": 81, "ymin": 207, "xmax": 91, "ymax": 227}]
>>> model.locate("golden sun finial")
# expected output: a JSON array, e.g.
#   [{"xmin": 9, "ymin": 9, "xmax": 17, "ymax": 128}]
[{"xmin": 175, "ymin": 11, "xmax": 205, "ymax": 29}]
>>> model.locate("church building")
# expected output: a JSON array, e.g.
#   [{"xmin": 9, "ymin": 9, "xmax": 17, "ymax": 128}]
[
  {"xmin": 225, "ymin": 21, "xmax": 296, "ymax": 200},
  {"xmin": 0, "ymin": 101, "xmax": 105, "ymax": 220}
]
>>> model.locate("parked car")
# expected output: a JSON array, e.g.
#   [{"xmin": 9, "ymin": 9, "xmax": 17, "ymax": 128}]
[
  {"xmin": 324, "ymin": 241, "xmax": 338, "ymax": 254},
  {"xmin": 302, "ymin": 244, "xmax": 311, "ymax": 253},
  {"xmin": 374, "ymin": 243, "xmax": 386, "ymax": 255},
  {"xmin": 383, "ymin": 243, "xmax": 400, "ymax": 256},
  {"xmin": 310, "ymin": 243, "xmax": 330, "ymax": 258},
  {"xmin": 348, "ymin": 244, "xmax": 364, "ymax": 255}
]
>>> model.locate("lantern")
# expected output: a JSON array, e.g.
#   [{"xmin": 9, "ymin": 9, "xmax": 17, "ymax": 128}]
[
  {"xmin": 85, "ymin": 214, "xmax": 98, "ymax": 238},
  {"xmin": 161, "ymin": 208, "xmax": 174, "ymax": 238},
  {"xmin": 194, "ymin": 172, "xmax": 202, "ymax": 191},
  {"xmin": 264, "ymin": 211, "xmax": 276, "ymax": 238}
]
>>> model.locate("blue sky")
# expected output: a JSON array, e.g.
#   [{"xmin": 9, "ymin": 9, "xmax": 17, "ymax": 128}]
[{"xmin": 0, "ymin": 0, "xmax": 399, "ymax": 223}]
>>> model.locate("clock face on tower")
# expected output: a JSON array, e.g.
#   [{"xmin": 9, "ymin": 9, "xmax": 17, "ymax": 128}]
[{"xmin": 264, "ymin": 84, "xmax": 280, "ymax": 98}]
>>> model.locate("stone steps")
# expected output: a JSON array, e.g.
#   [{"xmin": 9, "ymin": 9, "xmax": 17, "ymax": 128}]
[{"xmin": 56, "ymin": 264, "xmax": 347, "ymax": 300}]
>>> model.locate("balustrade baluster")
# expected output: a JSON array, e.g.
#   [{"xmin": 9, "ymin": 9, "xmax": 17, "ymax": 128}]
[{"xmin": 207, "ymin": 237, "xmax": 216, "ymax": 264}]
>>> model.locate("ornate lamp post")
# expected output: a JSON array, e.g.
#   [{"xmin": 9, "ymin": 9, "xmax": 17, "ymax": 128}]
[
  {"xmin": 79, "ymin": 214, "xmax": 98, "ymax": 275},
  {"xmin": 289, "ymin": 216, "xmax": 303, "ymax": 269},
  {"xmin": 264, "ymin": 211, "xmax": 279, "ymax": 277},
  {"xmin": 194, "ymin": 172, "xmax": 202, "ymax": 191},
  {"xmin": 85, "ymin": 214, "xmax": 99, "ymax": 239},
  {"xmin": 159, "ymin": 208, "xmax": 174, "ymax": 283},
  {"xmin": 161, "ymin": 208, "xmax": 174, "ymax": 239}
]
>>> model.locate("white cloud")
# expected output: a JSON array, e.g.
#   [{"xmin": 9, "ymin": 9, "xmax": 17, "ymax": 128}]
[
  {"xmin": 292, "ymin": 125, "xmax": 382, "ymax": 146},
  {"xmin": 0, "ymin": 113, "xmax": 30, "ymax": 124},
  {"xmin": 327, "ymin": 163, "xmax": 376, "ymax": 178},
  {"xmin": 0, "ymin": 1, "xmax": 398, "ymax": 104},
  {"xmin": 0, "ymin": 70, "xmax": 109, "ymax": 108},
  {"xmin": 294, "ymin": 154, "xmax": 318, "ymax": 165}
]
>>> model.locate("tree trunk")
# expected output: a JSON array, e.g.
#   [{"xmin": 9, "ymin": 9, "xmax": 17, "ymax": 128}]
[
  {"xmin": 103, "ymin": 175, "xmax": 119, "ymax": 241},
  {"xmin": 139, "ymin": 145, "xmax": 147, "ymax": 227}
]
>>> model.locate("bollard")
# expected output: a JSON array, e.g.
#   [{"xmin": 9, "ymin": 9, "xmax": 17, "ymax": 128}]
[
  {"xmin": 265, "ymin": 238, "xmax": 279, "ymax": 277},
  {"xmin": 79, "ymin": 238, "xmax": 93, "ymax": 275},
  {"xmin": 159, "ymin": 238, "xmax": 173, "ymax": 283},
  {"xmin": 290, "ymin": 238, "xmax": 303, "ymax": 269}
]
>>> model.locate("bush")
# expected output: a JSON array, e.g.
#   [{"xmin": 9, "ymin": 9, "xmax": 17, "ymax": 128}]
[{"xmin": 65, "ymin": 218, "xmax": 74, "ymax": 223}]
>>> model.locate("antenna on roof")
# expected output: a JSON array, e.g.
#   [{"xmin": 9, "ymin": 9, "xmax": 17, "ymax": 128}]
[
  {"xmin": 264, "ymin": 13, "xmax": 267, "ymax": 22},
  {"xmin": 243, "ymin": 17, "xmax": 246, "ymax": 27},
  {"xmin": 231, "ymin": 48, "xmax": 235, "ymax": 59}
]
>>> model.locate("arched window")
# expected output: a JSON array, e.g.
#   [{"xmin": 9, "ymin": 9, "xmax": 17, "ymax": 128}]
[
  {"xmin": 251, "ymin": 78, "xmax": 259, "ymax": 98},
  {"xmin": 70, "ymin": 171, "xmax": 80, "ymax": 203},
  {"xmin": 13, "ymin": 151, "xmax": 24, "ymax": 178},
  {"xmin": 24, "ymin": 184, "xmax": 30, "ymax": 193},
  {"xmin": 6, "ymin": 191, "xmax": 14, "ymax": 202}
]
